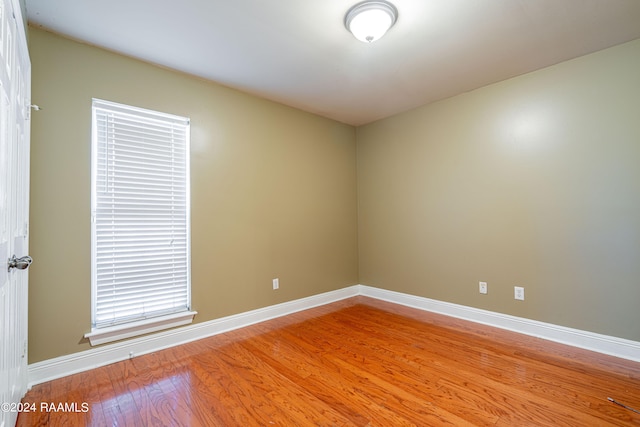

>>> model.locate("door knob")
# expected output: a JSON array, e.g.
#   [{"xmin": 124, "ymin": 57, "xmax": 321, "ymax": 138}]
[{"xmin": 7, "ymin": 255, "xmax": 32, "ymax": 272}]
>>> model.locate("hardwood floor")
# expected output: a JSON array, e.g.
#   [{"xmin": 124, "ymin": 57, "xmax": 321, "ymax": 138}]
[{"xmin": 18, "ymin": 296, "xmax": 640, "ymax": 426}]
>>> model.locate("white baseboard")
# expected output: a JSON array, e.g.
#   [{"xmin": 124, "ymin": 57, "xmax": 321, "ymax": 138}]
[
  {"xmin": 27, "ymin": 286, "xmax": 360, "ymax": 387},
  {"xmin": 358, "ymin": 285, "xmax": 640, "ymax": 363},
  {"xmin": 29, "ymin": 284, "xmax": 640, "ymax": 387}
]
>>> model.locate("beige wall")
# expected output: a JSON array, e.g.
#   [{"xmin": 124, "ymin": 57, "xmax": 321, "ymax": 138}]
[
  {"xmin": 357, "ymin": 39, "xmax": 640, "ymax": 341},
  {"xmin": 28, "ymin": 28, "xmax": 358, "ymax": 363},
  {"xmin": 29, "ymin": 25, "xmax": 640, "ymax": 363}
]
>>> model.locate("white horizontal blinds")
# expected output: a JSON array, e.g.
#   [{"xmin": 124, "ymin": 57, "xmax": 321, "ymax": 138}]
[{"xmin": 91, "ymin": 99, "xmax": 191, "ymax": 329}]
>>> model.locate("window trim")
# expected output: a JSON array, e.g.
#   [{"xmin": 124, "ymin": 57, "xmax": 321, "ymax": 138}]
[
  {"xmin": 86, "ymin": 99, "xmax": 195, "ymax": 346},
  {"xmin": 84, "ymin": 310, "xmax": 197, "ymax": 346}
]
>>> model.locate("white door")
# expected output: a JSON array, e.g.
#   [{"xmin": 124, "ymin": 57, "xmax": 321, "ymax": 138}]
[{"xmin": 0, "ymin": 0, "xmax": 31, "ymax": 425}]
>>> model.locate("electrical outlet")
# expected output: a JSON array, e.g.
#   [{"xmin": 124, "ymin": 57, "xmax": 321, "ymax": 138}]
[
  {"xmin": 479, "ymin": 281, "xmax": 488, "ymax": 294},
  {"xmin": 514, "ymin": 286, "xmax": 525, "ymax": 300},
  {"xmin": 272, "ymin": 278, "xmax": 279, "ymax": 290}
]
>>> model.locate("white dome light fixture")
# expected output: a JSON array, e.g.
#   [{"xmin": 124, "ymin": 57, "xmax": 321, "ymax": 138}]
[{"xmin": 345, "ymin": 0, "xmax": 398, "ymax": 43}]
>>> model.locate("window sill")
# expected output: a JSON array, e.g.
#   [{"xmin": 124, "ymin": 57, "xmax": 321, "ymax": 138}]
[{"xmin": 84, "ymin": 311, "xmax": 198, "ymax": 346}]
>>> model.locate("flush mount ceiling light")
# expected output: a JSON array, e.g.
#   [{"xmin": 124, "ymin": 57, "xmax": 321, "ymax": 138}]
[{"xmin": 345, "ymin": 0, "xmax": 398, "ymax": 43}]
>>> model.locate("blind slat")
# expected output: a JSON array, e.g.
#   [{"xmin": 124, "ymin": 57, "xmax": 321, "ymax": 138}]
[{"xmin": 91, "ymin": 99, "xmax": 191, "ymax": 329}]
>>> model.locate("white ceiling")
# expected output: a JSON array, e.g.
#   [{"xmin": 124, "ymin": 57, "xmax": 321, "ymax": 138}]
[{"xmin": 26, "ymin": 0, "xmax": 640, "ymax": 126}]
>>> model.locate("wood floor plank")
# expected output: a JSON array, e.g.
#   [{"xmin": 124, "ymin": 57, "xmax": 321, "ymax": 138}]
[
  {"xmin": 18, "ymin": 297, "xmax": 640, "ymax": 426},
  {"xmin": 290, "ymin": 310, "xmax": 506, "ymax": 415},
  {"xmin": 251, "ymin": 323, "xmax": 492, "ymax": 425},
  {"xmin": 86, "ymin": 365, "xmax": 122, "ymax": 427},
  {"xmin": 16, "ymin": 381, "xmax": 50, "ymax": 426},
  {"xmin": 330, "ymin": 302, "xmax": 640, "ymax": 424},
  {"xmin": 285, "ymin": 312, "xmax": 506, "ymax": 424},
  {"xmin": 245, "ymin": 334, "xmax": 443, "ymax": 426},
  {"xmin": 332, "ymin": 306, "xmax": 636, "ymax": 425}
]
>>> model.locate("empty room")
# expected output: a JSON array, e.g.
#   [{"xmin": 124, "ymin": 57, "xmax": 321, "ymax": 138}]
[{"xmin": 1, "ymin": 0, "xmax": 639, "ymax": 425}]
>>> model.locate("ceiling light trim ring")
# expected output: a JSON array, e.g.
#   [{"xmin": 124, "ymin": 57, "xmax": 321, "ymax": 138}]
[{"xmin": 345, "ymin": 0, "xmax": 398, "ymax": 43}]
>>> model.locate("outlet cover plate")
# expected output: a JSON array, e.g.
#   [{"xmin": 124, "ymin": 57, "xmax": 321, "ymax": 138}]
[
  {"xmin": 514, "ymin": 286, "xmax": 525, "ymax": 300},
  {"xmin": 479, "ymin": 281, "xmax": 488, "ymax": 294}
]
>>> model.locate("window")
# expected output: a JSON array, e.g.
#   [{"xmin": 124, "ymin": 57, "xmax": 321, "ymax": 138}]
[{"xmin": 86, "ymin": 99, "xmax": 195, "ymax": 346}]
